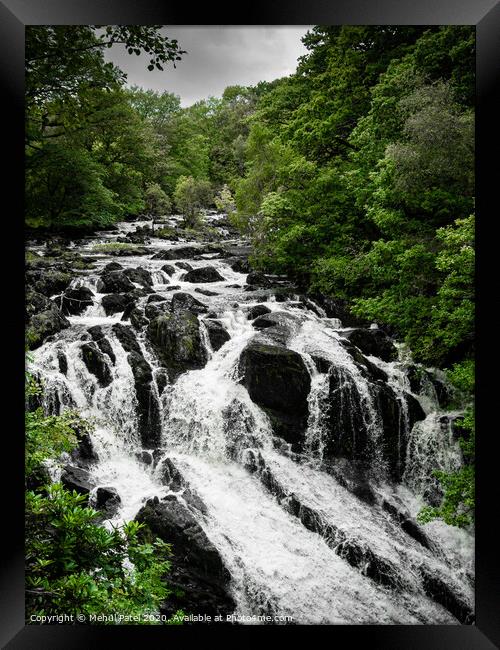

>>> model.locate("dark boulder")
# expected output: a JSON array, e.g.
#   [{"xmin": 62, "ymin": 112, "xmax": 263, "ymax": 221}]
[
  {"xmin": 129, "ymin": 308, "xmax": 149, "ymax": 330},
  {"xmin": 239, "ymin": 342, "xmax": 311, "ymax": 449},
  {"xmin": 57, "ymin": 349, "xmax": 68, "ymax": 375},
  {"xmin": 154, "ymin": 368, "xmax": 169, "ymax": 396},
  {"xmin": 147, "ymin": 294, "xmax": 166, "ymax": 304},
  {"xmin": 71, "ymin": 432, "xmax": 98, "ymax": 465},
  {"xmin": 136, "ymin": 495, "xmax": 235, "ymax": 619},
  {"xmin": 228, "ymin": 257, "xmax": 251, "ymax": 273},
  {"xmin": 405, "ymin": 365, "xmax": 452, "ymax": 408},
  {"xmin": 323, "ymin": 366, "xmax": 371, "ymax": 464},
  {"xmin": 27, "ymin": 268, "xmax": 73, "ymax": 297},
  {"xmin": 93, "ymin": 486, "xmax": 121, "ymax": 520},
  {"xmin": 342, "ymin": 328, "xmax": 397, "ymax": 363},
  {"xmin": 123, "ymin": 266, "xmax": 153, "ymax": 288},
  {"xmin": 26, "ymin": 290, "xmax": 70, "ymax": 349},
  {"xmin": 161, "ymin": 264, "xmax": 176, "ymax": 276},
  {"xmin": 339, "ymin": 339, "xmax": 388, "ymax": 383},
  {"xmin": 102, "ymin": 261, "xmax": 123, "ymax": 273},
  {"xmin": 247, "ymin": 304, "xmax": 271, "ymax": 320},
  {"xmin": 56, "ymin": 286, "xmax": 94, "ymax": 316},
  {"xmin": 176, "ymin": 261, "xmax": 193, "ymax": 272},
  {"xmin": 182, "ymin": 266, "xmax": 225, "ymax": 283},
  {"xmin": 371, "ymin": 384, "xmax": 425, "ymax": 481},
  {"xmin": 101, "ymin": 293, "xmax": 134, "ymax": 316},
  {"xmin": 194, "ymin": 288, "xmax": 219, "ymax": 297},
  {"xmin": 147, "ymin": 310, "xmax": 208, "ymax": 379},
  {"xmin": 145, "ymin": 301, "xmax": 171, "ymax": 321},
  {"xmin": 171, "ymin": 292, "xmax": 208, "ymax": 315},
  {"xmin": 127, "ymin": 351, "xmax": 162, "ymax": 448},
  {"xmin": 112, "ymin": 323, "xmax": 141, "ymax": 354},
  {"xmin": 97, "ymin": 270, "xmax": 135, "ymax": 294},
  {"xmin": 246, "ymin": 271, "xmax": 272, "ymax": 288},
  {"xmin": 150, "ymin": 246, "xmax": 201, "ymax": 260},
  {"xmin": 203, "ymin": 319, "xmax": 230, "ymax": 351},
  {"xmin": 419, "ymin": 566, "xmax": 474, "ymax": 624},
  {"xmin": 61, "ymin": 465, "xmax": 93, "ymax": 496},
  {"xmin": 87, "ymin": 326, "xmax": 116, "ymax": 364},
  {"xmin": 80, "ymin": 342, "xmax": 112, "ymax": 387},
  {"xmin": 307, "ymin": 294, "xmax": 369, "ymax": 327}
]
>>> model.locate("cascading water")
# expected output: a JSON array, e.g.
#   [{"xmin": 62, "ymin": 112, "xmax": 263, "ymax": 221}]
[{"xmin": 27, "ymin": 216, "xmax": 474, "ymax": 624}]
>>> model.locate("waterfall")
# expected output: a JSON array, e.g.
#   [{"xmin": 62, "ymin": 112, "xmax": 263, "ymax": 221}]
[{"xmin": 27, "ymin": 217, "xmax": 474, "ymax": 625}]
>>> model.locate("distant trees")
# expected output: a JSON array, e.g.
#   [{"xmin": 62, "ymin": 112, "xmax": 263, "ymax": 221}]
[
  {"xmin": 145, "ymin": 183, "xmax": 171, "ymax": 218},
  {"xmin": 173, "ymin": 176, "xmax": 213, "ymax": 228}
]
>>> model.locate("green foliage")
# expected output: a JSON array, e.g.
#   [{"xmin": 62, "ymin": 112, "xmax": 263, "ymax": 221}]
[
  {"xmin": 173, "ymin": 176, "xmax": 213, "ymax": 228},
  {"xmin": 26, "ymin": 484, "xmax": 176, "ymax": 623},
  {"xmin": 26, "ymin": 26, "xmax": 185, "ymax": 230},
  {"xmin": 145, "ymin": 183, "xmax": 171, "ymax": 217}
]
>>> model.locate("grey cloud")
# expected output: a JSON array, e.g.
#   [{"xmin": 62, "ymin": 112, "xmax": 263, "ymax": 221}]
[{"xmin": 105, "ymin": 26, "xmax": 311, "ymax": 105}]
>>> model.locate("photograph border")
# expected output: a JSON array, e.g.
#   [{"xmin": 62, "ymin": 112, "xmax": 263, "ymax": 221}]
[{"xmin": 2, "ymin": 1, "xmax": 498, "ymax": 647}]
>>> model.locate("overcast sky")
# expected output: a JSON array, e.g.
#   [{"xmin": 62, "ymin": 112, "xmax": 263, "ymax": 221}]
[{"xmin": 105, "ymin": 26, "xmax": 311, "ymax": 106}]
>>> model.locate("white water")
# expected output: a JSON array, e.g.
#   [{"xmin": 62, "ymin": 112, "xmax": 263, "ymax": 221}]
[{"xmin": 28, "ymin": 216, "xmax": 474, "ymax": 624}]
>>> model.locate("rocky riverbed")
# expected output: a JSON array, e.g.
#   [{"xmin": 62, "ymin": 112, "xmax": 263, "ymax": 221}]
[{"xmin": 26, "ymin": 211, "xmax": 474, "ymax": 625}]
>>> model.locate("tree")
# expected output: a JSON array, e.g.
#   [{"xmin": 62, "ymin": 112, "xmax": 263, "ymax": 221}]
[
  {"xmin": 173, "ymin": 176, "xmax": 213, "ymax": 228},
  {"xmin": 145, "ymin": 183, "xmax": 171, "ymax": 217}
]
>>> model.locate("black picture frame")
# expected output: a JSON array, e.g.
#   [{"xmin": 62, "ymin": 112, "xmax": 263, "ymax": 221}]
[{"xmin": 2, "ymin": 1, "xmax": 498, "ymax": 647}]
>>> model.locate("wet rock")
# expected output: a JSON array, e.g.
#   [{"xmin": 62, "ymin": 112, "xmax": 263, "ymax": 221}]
[
  {"xmin": 339, "ymin": 339, "xmax": 388, "ymax": 383},
  {"xmin": 203, "ymin": 319, "xmax": 230, "ymax": 351},
  {"xmin": 123, "ymin": 266, "xmax": 153, "ymax": 288},
  {"xmin": 71, "ymin": 432, "xmax": 98, "ymax": 465},
  {"xmin": 176, "ymin": 261, "xmax": 193, "ymax": 272},
  {"xmin": 57, "ymin": 349, "xmax": 68, "ymax": 375},
  {"xmin": 342, "ymin": 328, "xmax": 397, "ymax": 363},
  {"xmin": 112, "ymin": 323, "xmax": 141, "ymax": 354},
  {"xmin": 161, "ymin": 264, "xmax": 176, "ymax": 276},
  {"xmin": 80, "ymin": 342, "xmax": 112, "ymax": 387},
  {"xmin": 247, "ymin": 304, "xmax": 271, "ymax": 320},
  {"xmin": 419, "ymin": 567, "xmax": 474, "ymax": 624},
  {"xmin": 252, "ymin": 311, "xmax": 300, "ymax": 332},
  {"xmin": 228, "ymin": 257, "xmax": 251, "ymax": 273},
  {"xmin": 147, "ymin": 310, "xmax": 208, "ymax": 379},
  {"xmin": 101, "ymin": 293, "xmax": 133, "ymax": 316},
  {"xmin": 246, "ymin": 271, "xmax": 272, "ymax": 288},
  {"xmin": 154, "ymin": 368, "xmax": 169, "ymax": 395},
  {"xmin": 56, "ymin": 286, "xmax": 94, "ymax": 316},
  {"xmin": 86, "ymin": 326, "xmax": 116, "ymax": 364},
  {"xmin": 311, "ymin": 356, "xmax": 332, "ymax": 374},
  {"xmin": 97, "ymin": 270, "xmax": 135, "ymax": 294},
  {"xmin": 239, "ymin": 342, "xmax": 311, "ymax": 449},
  {"xmin": 26, "ymin": 291, "xmax": 70, "ymax": 349},
  {"xmin": 26, "ymin": 268, "xmax": 73, "ymax": 297},
  {"xmin": 129, "ymin": 307, "xmax": 149, "ymax": 330},
  {"xmin": 151, "ymin": 246, "xmax": 201, "ymax": 260},
  {"xmin": 307, "ymin": 294, "xmax": 369, "ymax": 327},
  {"xmin": 147, "ymin": 294, "xmax": 166, "ymax": 304},
  {"xmin": 371, "ymin": 384, "xmax": 425, "ymax": 481},
  {"xmin": 145, "ymin": 301, "xmax": 171, "ymax": 321},
  {"xmin": 194, "ymin": 288, "xmax": 219, "ymax": 297},
  {"xmin": 171, "ymin": 292, "xmax": 208, "ymax": 315},
  {"xmin": 136, "ymin": 495, "xmax": 235, "ymax": 619},
  {"xmin": 61, "ymin": 465, "xmax": 93, "ymax": 496},
  {"xmin": 182, "ymin": 266, "xmax": 225, "ymax": 283},
  {"xmin": 405, "ymin": 365, "xmax": 452, "ymax": 408},
  {"xmin": 323, "ymin": 366, "xmax": 370, "ymax": 463},
  {"xmin": 136, "ymin": 450, "xmax": 153, "ymax": 466},
  {"xmin": 93, "ymin": 486, "xmax": 121, "ymax": 520},
  {"xmin": 127, "ymin": 350, "xmax": 162, "ymax": 448},
  {"xmin": 102, "ymin": 261, "xmax": 123, "ymax": 273}
]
